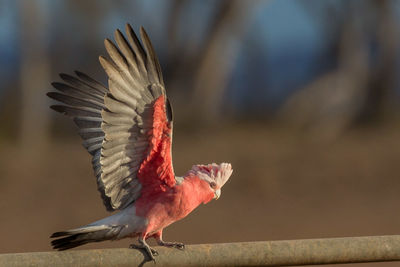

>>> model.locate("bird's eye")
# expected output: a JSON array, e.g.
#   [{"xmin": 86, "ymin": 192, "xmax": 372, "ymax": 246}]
[{"xmin": 209, "ymin": 182, "xmax": 217, "ymax": 189}]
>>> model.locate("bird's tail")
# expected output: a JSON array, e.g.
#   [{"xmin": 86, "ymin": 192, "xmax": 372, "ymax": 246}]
[{"xmin": 50, "ymin": 224, "xmax": 125, "ymax": 250}]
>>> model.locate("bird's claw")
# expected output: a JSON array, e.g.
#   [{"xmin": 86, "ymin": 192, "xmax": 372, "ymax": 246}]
[
  {"xmin": 151, "ymin": 249, "xmax": 159, "ymax": 256},
  {"xmin": 159, "ymin": 241, "xmax": 185, "ymax": 250},
  {"xmin": 129, "ymin": 243, "xmax": 159, "ymax": 261},
  {"xmin": 173, "ymin": 242, "xmax": 185, "ymax": 250}
]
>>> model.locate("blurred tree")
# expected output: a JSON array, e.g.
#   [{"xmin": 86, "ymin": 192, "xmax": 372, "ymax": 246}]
[
  {"xmin": 164, "ymin": 0, "xmax": 262, "ymax": 125},
  {"xmin": 279, "ymin": 0, "xmax": 399, "ymax": 139},
  {"xmin": 191, "ymin": 0, "xmax": 261, "ymax": 123},
  {"xmin": 298, "ymin": 0, "xmax": 353, "ymax": 71},
  {"xmin": 18, "ymin": 0, "xmax": 52, "ymax": 149},
  {"xmin": 359, "ymin": 0, "xmax": 399, "ymax": 122},
  {"xmin": 279, "ymin": 18, "xmax": 369, "ymax": 139},
  {"xmin": 51, "ymin": 0, "xmax": 108, "ymax": 74}
]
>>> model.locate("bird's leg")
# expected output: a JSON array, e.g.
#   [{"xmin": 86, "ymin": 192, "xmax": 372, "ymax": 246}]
[
  {"xmin": 129, "ymin": 236, "xmax": 158, "ymax": 262},
  {"xmin": 154, "ymin": 230, "xmax": 185, "ymax": 250}
]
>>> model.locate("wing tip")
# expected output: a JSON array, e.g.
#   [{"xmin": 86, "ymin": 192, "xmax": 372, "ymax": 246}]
[
  {"xmin": 98, "ymin": 55, "xmax": 107, "ymax": 66},
  {"xmin": 74, "ymin": 70, "xmax": 86, "ymax": 78},
  {"xmin": 59, "ymin": 73, "xmax": 75, "ymax": 83},
  {"xmin": 46, "ymin": 91, "xmax": 57, "ymax": 99},
  {"xmin": 125, "ymin": 23, "xmax": 133, "ymax": 33},
  {"xmin": 114, "ymin": 28, "xmax": 124, "ymax": 40},
  {"xmin": 50, "ymin": 105, "xmax": 67, "ymax": 114},
  {"xmin": 104, "ymin": 38, "xmax": 113, "ymax": 47},
  {"xmin": 139, "ymin": 26, "xmax": 149, "ymax": 43},
  {"xmin": 59, "ymin": 72, "xmax": 69, "ymax": 79},
  {"xmin": 50, "ymin": 82, "xmax": 59, "ymax": 89}
]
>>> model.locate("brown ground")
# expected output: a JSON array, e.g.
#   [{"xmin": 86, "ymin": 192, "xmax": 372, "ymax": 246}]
[{"xmin": 1, "ymin": 122, "xmax": 400, "ymax": 266}]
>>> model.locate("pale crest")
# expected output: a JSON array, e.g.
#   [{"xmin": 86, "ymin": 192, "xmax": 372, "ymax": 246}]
[{"xmin": 189, "ymin": 163, "xmax": 233, "ymax": 188}]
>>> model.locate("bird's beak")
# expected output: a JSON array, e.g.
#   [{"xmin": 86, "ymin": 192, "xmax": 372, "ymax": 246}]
[{"xmin": 214, "ymin": 189, "xmax": 221, "ymax": 200}]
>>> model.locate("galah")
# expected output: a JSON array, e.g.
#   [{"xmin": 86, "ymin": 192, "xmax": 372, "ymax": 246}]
[{"xmin": 47, "ymin": 24, "xmax": 233, "ymax": 260}]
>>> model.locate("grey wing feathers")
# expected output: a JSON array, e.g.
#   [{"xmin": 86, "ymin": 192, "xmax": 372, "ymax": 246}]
[
  {"xmin": 98, "ymin": 25, "xmax": 168, "ymax": 211},
  {"xmin": 48, "ymin": 24, "xmax": 171, "ymax": 212},
  {"xmin": 47, "ymin": 72, "xmax": 113, "ymax": 209}
]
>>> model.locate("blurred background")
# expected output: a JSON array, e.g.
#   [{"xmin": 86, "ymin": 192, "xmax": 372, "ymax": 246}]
[{"xmin": 1, "ymin": 0, "xmax": 400, "ymax": 266}]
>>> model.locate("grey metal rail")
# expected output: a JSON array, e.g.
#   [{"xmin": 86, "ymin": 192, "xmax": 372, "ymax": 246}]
[{"xmin": 1, "ymin": 235, "xmax": 400, "ymax": 266}]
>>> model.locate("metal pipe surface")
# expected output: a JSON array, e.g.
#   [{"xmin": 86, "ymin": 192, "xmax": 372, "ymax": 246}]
[{"xmin": 1, "ymin": 235, "xmax": 400, "ymax": 266}]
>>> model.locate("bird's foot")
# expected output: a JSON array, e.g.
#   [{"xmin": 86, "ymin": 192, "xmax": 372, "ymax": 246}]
[
  {"xmin": 130, "ymin": 242, "xmax": 158, "ymax": 262},
  {"xmin": 158, "ymin": 240, "xmax": 185, "ymax": 250}
]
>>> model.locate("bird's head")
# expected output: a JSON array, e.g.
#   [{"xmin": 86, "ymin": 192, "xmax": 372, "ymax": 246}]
[{"xmin": 188, "ymin": 163, "xmax": 233, "ymax": 200}]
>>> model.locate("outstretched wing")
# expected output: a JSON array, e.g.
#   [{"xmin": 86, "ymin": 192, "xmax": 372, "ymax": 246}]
[{"xmin": 48, "ymin": 25, "xmax": 175, "ymax": 211}]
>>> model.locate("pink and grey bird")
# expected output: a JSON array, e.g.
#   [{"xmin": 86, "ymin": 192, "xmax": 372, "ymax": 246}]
[{"xmin": 47, "ymin": 24, "xmax": 233, "ymax": 260}]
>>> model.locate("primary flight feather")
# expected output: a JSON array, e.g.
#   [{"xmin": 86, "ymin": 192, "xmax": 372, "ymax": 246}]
[{"xmin": 48, "ymin": 24, "xmax": 233, "ymax": 260}]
